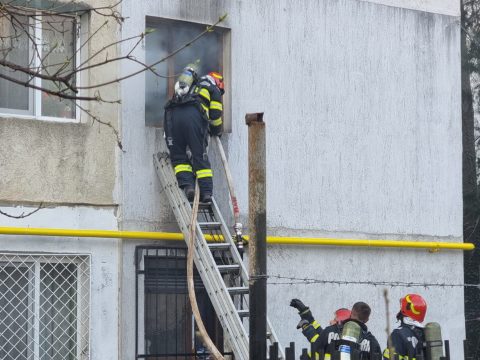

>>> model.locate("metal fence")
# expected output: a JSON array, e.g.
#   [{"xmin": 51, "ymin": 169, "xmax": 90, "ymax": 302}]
[
  {"xmin": 135, "ymin": 245, "xmax": 477, "ymax": 360},
  {"xmin": 268, "ymin": 340, "xmax": 454, "ymax": 360},
  {"xmin": 0, "ymin": 253, "xmax": 90, "ymax": 360}
]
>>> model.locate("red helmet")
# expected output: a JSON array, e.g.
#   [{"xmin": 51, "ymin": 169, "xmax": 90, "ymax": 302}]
[
  {"xmin": 208, "ymin": 71, "xmax": 224, "ymax": 92},
  {"xmin": 334, "ymin": 308, "xmax": 351, "ymax": 323},
  {"xmin": 400, "ymin": 294, "xmax": 427, "ymax": 323}
]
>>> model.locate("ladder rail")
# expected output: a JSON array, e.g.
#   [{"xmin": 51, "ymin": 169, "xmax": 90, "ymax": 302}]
[
  {"xmin": 161, "ymin": 156, "xmax": 248, "ymax": 355},
  {"xmin": 193, "ymin": 223, "xmax": 250, "ymax": 358},
  {"xmin": 211, "ymin": 198, "xmax": 285, "ymax": 358},
  {"xmin": 168, "ymin": 178, "xmax": 249, "ymax": 359},
  {"xmin": 154, "ymin": 150, "xmax": 285, "ymax": 360},
  {"xmin": 155, "ymin": 153, "xmax": 249, "ymax": 360},
  {"xmin": 211, "ymin": 199, "xmax": 250, "ymax": 286}
]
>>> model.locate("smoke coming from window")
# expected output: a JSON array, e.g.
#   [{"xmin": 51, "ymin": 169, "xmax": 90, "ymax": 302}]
[{"xmin": 145, "ymin": 18, "xmax": 223, "ymax": 127}]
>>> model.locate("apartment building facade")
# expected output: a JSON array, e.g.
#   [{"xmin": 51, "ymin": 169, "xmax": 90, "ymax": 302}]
[{"xmin": 0, "ymin": 0, "xmax": 464, "ymax": 358}]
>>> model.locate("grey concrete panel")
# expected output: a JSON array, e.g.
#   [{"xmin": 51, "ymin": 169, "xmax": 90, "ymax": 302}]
[
  {"xmin": 120, "ymin": 0, "xmax": 463, "ymax": 357},
  {"xmin": 226, "ymin": 0, "xmax": 461, "ymax": 237},
  {"xmin": 357, "ymin": 0, "xmax": 459, "ymax": 16},
  {"xmin": 122, "ymin": 0, "xmax": 461, "ymax": 235}
]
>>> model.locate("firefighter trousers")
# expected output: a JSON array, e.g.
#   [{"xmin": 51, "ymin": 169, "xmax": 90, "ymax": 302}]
[{"xmin": 164, "ymin": 104, "xmax": 213, "ymax": 196}]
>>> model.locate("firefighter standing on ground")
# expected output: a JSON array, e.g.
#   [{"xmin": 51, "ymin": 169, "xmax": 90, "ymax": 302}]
[
  {"xmin": 164, "ymin": 63, "xmax": 224, "ymax": 203},
  {"xmin": 291, "ymin": 299, "xmax": 382, "ymax": 359},
  {"xmin": 383, "ymin": 294, "xmax": 427, "ymax": 360}
]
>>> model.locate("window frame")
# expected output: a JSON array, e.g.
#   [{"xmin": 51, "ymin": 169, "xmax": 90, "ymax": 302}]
[
  {"xmin": 135, "ymin": 246, "xmax": 227, "ymax": 358},
  {"xmin": 0, "ymin": 11, "xmax": 82, "ymax": 123},
  {"xmin": 144, "ymin": 16, "xmax": 231, "ymax": 132}
]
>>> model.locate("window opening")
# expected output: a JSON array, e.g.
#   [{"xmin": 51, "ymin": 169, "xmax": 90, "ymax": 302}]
[{"xmin": 144, "ymin": 17, "xmax": 226, "ymax": 128}]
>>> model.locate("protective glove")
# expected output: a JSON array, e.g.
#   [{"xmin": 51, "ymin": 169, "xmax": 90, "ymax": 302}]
[
  {"xmin": 209, "ymin": 124, "xmax": 223, "ymax": 137},
  {"xmin": 290, "ymin": 299, "xmax": 314, "ymax": 323},
  {"xmin": 290, "ymin": 298, "xmax": 308, "ymax": 312}
]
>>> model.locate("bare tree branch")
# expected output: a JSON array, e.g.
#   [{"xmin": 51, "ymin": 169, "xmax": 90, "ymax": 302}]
[
  {"xmin": 75, "ymin": 102, "xmax": 124, "ymax": 150},
  {"xmin": 0, "ymin": 2, "xmax": 227, "ymax": 150},
  {"xmin": 0, "ymin": 71, "xmax": 115, "ymax": 101},
  {"xmin": 0, "ymin": 4, "xmax": 227, "ymax": 101},
  {"xmin": 75, "ymin": 14, "xmax": 228, "ymax": 90}
]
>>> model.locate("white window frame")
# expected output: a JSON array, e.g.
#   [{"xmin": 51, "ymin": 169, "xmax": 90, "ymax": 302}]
[{"xmin": 0, "ymin": 11, "xmax": 82, "ymax": 123}]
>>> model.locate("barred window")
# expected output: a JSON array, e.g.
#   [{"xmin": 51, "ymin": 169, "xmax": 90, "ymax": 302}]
[
  {"xmin": 0, "ymin": 254, "xmax": 90, "ymax": 360},
  {"xmin": 135, "ymin": 246, "xmax": 226, "ymax": 359}
]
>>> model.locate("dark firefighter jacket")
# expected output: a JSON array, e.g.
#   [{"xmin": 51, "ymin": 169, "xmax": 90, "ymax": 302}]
[
  {"xmin": 302, "ymin": 318, "xmax": 382, "ymax": 359},
  {"xmin": 194, "ymin": 76, "xmax": 223, "ymax": 136},
  {"xmin": 383, "ymin": 324, "xmax": 425, "ymax": 360}
]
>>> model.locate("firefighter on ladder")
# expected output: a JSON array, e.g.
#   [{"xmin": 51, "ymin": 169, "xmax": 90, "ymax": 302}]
[
  {"xmin": 164, "ymin": 62, "xmax": 224, "ymax": 203},
  {"xmin": 291, "ymin": 299, "xmax": 382, "ymax": 359},
  {"xmin": 383, "ymin": 294, "xmax": 428, "ymax": 360}
]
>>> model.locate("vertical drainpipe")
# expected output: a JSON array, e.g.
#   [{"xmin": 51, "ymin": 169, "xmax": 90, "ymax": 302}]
[{"xmin": 246, "ymin": 112, "xmax": 267, "ymax": 360}]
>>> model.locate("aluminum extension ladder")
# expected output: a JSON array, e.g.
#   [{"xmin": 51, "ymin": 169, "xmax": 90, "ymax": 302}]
[{"xmin": 154, "ymin": 150, "xmax": 284, "ymax": 360}]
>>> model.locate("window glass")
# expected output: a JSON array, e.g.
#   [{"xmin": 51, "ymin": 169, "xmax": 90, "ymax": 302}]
[
  {"xmin": 41, "ymin": 15, "xmax": 76, "ymax": 118},
  {"xmin": 145, "ymin": 18, "xmax": 224, "ymax": 127},
  {"xmin": 0, "ymin": 15, "xmax": 31, "ymax": 112},
  {"xmin": 0, "ymin": 265, "xmax": 33, "ymax": 359},
  {"xmin": 0, "ymin": 12, "xmax": 77, "ymax": 119},
  {"xmin": 40, "ymin": 263, "xmax": 77, "ymax": 360}
]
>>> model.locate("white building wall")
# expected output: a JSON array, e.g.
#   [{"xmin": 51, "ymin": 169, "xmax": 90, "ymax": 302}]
[
  {"xmin": 0, "ymin": 206, "xmax": 120, "ymax": 360},
  {"xmin": 120, "ymin": 0, "xmax": 463, "ymax": 358},
  {"xmin": 360, "ymin": 0, "xmax": 459, "ymax": 16}
]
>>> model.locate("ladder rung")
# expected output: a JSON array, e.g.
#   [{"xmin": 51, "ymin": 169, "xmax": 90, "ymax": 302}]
[
  {"xmin": 237, "ymin": 309, "xmax": 249, "ymax": 318},
  {"xmin": 227, "ymin": 286, "xmax": 249, "ymax": 295},
  {"xmin": 208, "ymin": 243, "xmax": 231, "ymax": 250},
  {"xmin": 154, "ymin": 151, "xmax": 285, "ymax": 360},
  {"xmin": 198, "ymin": 222, "xmax": 222, "ymax": 230},
  {"xmin": 218, "ymin": 264, "xmax": 240, "ymax": 273},
  {"xmin": 197, "ymin": 203, "xmax": 212, "ymax": 209}
]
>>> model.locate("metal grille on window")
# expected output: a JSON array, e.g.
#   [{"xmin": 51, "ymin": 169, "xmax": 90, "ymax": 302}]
[
  {"xmin": 135, "ymin": 246, "xmax": 228, "ymax": 359},
  {"xmin": 0, "ymin": 254, "xmax": 90, "ymax": 360}
]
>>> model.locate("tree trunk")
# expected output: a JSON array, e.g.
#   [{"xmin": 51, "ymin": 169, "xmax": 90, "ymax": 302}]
[{"xmin": 462, "ymin": 3, "xmax": 480, "ymax": 358}]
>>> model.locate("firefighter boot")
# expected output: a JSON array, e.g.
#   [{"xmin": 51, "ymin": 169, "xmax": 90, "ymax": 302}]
[
  {"xmin": 184, "ymin": 186, "xmax": 195, "ymax": 202},
  {"xmin": 200, "ymin": 193, "xmax": 212, "ymax": 204}
]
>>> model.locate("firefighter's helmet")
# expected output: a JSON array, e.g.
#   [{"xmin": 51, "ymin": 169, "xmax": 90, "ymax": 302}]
[
  {"xmin": 400, "ymin": 294, "xmax": 427, "ymax": 323},
  {"xmin": 334, "ymin": 308, "xmax": 351, "ymax": 324},
  {"xmin": 208, "ymin": 71, "xmax": 224, "ymax": 93}
]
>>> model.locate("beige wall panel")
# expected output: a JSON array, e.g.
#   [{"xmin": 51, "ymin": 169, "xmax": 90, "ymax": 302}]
[{"xmin": 0, "ymin": 118, "xmax": 116, "ymax": 204}]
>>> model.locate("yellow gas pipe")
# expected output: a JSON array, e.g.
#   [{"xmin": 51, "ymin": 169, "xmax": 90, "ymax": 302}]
[{"xmin": 0, "ymin": 226, "xmax": 473, "ymax": 251}]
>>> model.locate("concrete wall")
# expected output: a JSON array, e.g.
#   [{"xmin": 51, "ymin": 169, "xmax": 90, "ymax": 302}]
[
  {"xmin": 116, "ymin": 0, "xmax": 463, "ymax": 358},
  {"xmin": 360, "ymin": 0, "xmax": 459, "ymax": 16}
]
